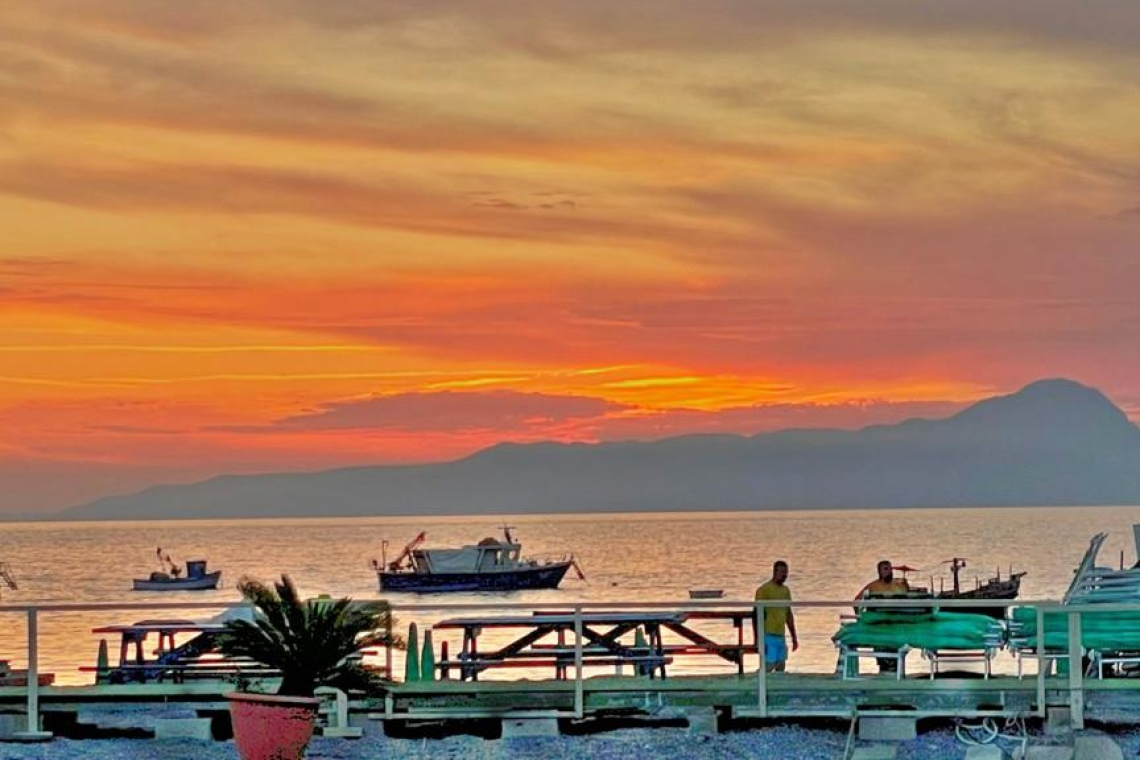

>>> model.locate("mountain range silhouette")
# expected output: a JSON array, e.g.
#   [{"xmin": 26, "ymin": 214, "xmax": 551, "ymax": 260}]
[{"xmin": 57, "ymin": 378, "xmax": 1140, "ymax": 521}]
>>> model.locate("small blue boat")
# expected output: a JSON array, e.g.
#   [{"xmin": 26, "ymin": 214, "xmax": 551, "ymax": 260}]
[{"xmin": 374, "ymin": 529, "xmax": 582, "ymax": 593}]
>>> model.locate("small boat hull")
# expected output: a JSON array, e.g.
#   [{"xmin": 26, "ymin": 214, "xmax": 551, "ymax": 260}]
[
  {"xmin": 936, "ymin": 572, "xmax": 1025, "ymax": 618},
  {"xmin": 688, "ymin": 589, "xmax": 725, "ymax": 600},
  {"xmin": 379, "ymin": 562, "xmax": 570, "ymax": 593},
  {"xmin": 133, "ymin": 571, "xmax": 221, "ymax": 591}
]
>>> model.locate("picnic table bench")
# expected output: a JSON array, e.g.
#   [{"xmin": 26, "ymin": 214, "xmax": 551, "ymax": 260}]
[
  {"xmin": 528, "ymin": 609, "xmax": 761, "ymax": 673},
  {"xmin": 434, "ymin": 612, "xmax": 682, "ymax": 681},
  {"xmin": 433, "ymin": 609, "xmax": 762, "ymax": 681},
  {"xmin": 669, "ymin": 609, "xmax": 759, "ymax": 673},
  {"xmin": 435, "ymin": 653, "xmax": 673, "ymax": 680},
  {"xmin": 89, "ymin": 619, "xmax": 292, "ymax": 684},
  {"xmin": 81, "ymin": 659, "xmax": 282, "ymax": 684}
]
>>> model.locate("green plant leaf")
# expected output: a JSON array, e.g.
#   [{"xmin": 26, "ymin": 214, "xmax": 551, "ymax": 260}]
[{"xmin": 217, "ymin": 574, "xmax": 400, "ymax": 697}]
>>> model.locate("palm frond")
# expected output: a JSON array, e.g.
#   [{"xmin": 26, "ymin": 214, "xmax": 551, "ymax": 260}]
[{"xmin": 218, "ymin": 573, "xmax": 400, "ymax": 697}]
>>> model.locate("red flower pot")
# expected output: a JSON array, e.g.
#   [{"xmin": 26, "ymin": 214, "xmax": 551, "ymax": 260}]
[{"xmin": 227, "ymin": 692, "xmax": 322, "ymax": 760}]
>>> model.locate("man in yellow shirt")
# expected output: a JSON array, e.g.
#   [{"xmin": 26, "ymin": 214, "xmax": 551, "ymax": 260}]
[{"xmin": 754, "ymin": 560, "xmax": 799, "ymax": 672}]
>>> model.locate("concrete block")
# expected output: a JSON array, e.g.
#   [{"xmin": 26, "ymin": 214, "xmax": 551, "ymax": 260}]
[
  {"xmin": 851, "ymin": 746, "xmax": 897, "ymax": 760},
  {"xmin": 858, "ymin": 716, "xmax": 917, "ymax": 742},
  {"xmin": 1013, "ymin": 747, "xmax": 1074, "ymax": 760},
  {"xmin": 0, "ymin": 713, "xmax": 24, "ymax": 740},
  {"xmin": 347, "ymin": 713, "xmax": 385, "ymax": 739},
  {"xmin": 320, "ymin": 726, "xmax": 364, "ymax": 738},
  {"xmin": 1046, "ymin": 707, "xmax": 1073, "ymax": 737},
  {"xmin": 8, "ymin": 731, "xmax": 53, "ymax": 743},
  {"xmin": 154, "ymin": 717, "xmax": 212, "ymax": 740},
  {"xmin": 313, "ymin": 686, "xmax": 362, "ymax": 738},
  {"xmin": 1074, "ymin": 735, "xmax": 1124, "ymax": 760},
  {"xmin": 681, "ymin": 707, "xmax": 719, "ymax": 735},
  {"xmin": 501, "ymin": 718, "xmax": 560, "ymax": 738},
  {"xmin": 966, "ymin": 746, "xmax": 1010, "ymax": 760},
  {"xmin": 2, "ymin": 712, "xmax": 51, "ymax": 743}
]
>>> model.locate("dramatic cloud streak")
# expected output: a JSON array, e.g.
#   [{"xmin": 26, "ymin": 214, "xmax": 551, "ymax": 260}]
[
  {"xmin": 1, "ymin": 1, "xmax": 1138, "ymax": 512},
  {"xmin": 270, "ymin": 391, "xmax": 628, "ymax": 432}
]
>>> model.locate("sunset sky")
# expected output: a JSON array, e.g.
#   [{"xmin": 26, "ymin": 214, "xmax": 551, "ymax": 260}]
[{"xmin": 2, "ymin": 2, "xmax": 1139, "ymax": 514}]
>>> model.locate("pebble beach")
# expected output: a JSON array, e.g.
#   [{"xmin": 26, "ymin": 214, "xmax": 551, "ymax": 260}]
[
  {"xmin": 1, "ymin": 721, "xmax": 1138, "ymax": 758},
  {"xmin": 0, "ymin": 726, "xmax": 991, "ymax": 760}
]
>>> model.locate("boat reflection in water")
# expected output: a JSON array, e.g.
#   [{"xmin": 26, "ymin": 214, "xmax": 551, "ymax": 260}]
[{"xmin": 373, "ymin": 528, "xmax": 585, "ymax": 593}]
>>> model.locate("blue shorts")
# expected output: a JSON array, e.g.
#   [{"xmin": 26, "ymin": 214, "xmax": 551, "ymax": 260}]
[{"xmin": 764, "ymin": 634, "xmax": 788, "ymax": 664}]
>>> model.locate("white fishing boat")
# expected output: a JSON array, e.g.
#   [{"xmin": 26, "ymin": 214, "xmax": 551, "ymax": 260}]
[
  {"xmin": 374, "ymin": 528, "xmax": 584, "ymax": 593},
  {"xmin": 133, "ymin": 548, "xmax": 221, "ymax": 592}
]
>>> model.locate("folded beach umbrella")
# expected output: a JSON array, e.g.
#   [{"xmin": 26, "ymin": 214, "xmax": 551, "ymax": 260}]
[
  {"xmin": 420, "ymin": 629, "xmax": 435, "ymax": 682},
  {"xmin": 405, "ymin": 623, "xmax": 421, "ymax": 683}
]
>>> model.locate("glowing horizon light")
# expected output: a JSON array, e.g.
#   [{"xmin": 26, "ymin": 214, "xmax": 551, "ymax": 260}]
[{"xmin": 0, "ymin": 1, "xmax": 1138, "ymax": 512}]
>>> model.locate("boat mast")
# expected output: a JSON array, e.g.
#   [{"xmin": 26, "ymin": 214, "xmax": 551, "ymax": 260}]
[
  {"xmin": 0, "ymin": 562, "xmax": 15, "ymax": 600},
  {"xmin": 388, "ymin": 531, "xmax": 426, "ymax": 571},
  {"xmin": 949, "ymin": 557, "xmax": 966, "ymax": 596}
]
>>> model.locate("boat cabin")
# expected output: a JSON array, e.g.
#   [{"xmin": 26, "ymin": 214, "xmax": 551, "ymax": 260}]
[{"xmin": 409, "ymin": 538, "xmax": 524, "ymax": 574}]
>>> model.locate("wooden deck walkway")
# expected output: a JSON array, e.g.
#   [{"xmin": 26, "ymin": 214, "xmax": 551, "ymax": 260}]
[
  {"xmin": 1, "ymin": 671, "xmax": 1140, "ymax": 736},
  {"xmin": 379, "ymin": 671, "xmax": 1138, "ymax": 722}
]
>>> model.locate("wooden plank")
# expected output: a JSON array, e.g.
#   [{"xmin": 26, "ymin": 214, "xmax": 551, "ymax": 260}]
[
  {"xmin": 389, "ymin": 672, "xmax": 1050, "ymax": 697},
  {"xmin": 0, "ymin": 671, "xmax": 1128, "ymax": 728},
  {"xmin": 435, "ymin": 612, "xmax": 687, "ymax": 628}
]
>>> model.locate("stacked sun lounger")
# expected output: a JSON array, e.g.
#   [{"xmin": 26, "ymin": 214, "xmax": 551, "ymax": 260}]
[
  {"xmin": 834, "ymin": 610, "xmax": 1006, "ymax": 652},
  {"xmin": 1009, "ymin": 606, "xmax": 1140, "ymax": 651},
  {"xmin": 833, "ymin": 609, "xmax": 1006, "ymax": 678}
]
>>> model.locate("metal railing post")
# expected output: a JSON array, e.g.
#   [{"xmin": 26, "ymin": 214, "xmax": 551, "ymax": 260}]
[
  {"xmin": 573, "ymin": 604, "xmax": 584, "ymax": 719},
  {"xmin": 755, "ymin": 601, "xmax": 767, "ymax": 717},
  {"xmin": 6, "ymin": 595, "xmax": 1135, "ymax": 727},
  {"xmin": 1036, "ymin": 605, "xmax": 1046, "ymax": 719},
  {"xmin": 1068, "ymin": 608, "xmax": 1083, "ymax": 729},
  {"xmin": 26, "ymin": 608, "xmax": 39, "ymax": 733},
  {"xmin": 20, "ymin": 608, "xmax": 52, "ymax": 739}
]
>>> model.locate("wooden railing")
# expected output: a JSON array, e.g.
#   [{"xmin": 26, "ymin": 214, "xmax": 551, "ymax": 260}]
[{"xmin": 1, "ymin": 597, "xmax": 1138, "ymax": 734}]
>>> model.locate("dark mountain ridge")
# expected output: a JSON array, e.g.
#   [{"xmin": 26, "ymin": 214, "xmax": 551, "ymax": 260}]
[{"xmin": 53, "ymin": 378, "xmax": 1140, "ymax": 521}]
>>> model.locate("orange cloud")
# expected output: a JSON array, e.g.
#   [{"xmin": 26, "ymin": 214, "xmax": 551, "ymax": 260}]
[
  {"xmin": 1, "ymin": 1, "xmax": 1139, "ymax": 513},
  {"xmin": 263, "ymin": 390, "xmax": 628, "ymax": 432}
]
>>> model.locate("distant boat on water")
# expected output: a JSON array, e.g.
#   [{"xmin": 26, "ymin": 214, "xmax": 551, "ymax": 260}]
[
  {"xmin": 133, "ymin": 548, "xmax": 221, "ymax": 591},
  {"xmin": 880, "ymin": 558, "xmax": 1024, "ymax": 617},
  {"xmin": 0, "ymin": 562, "xmax": 16, "ymax": 599},
  {"xmin": 934, "ymin": 557, "xmax": 1025, "ymax": 615},
  {"xmin": 0, "ymin": 659, "xmax": 53, "ymax": 687},
  {"xmin": 688, "ymin": 589, "xmax": 725, "ymax": 600},
  {"xmin": 373, "ymin": 528, "xmax": 585, "ymax": 593}
]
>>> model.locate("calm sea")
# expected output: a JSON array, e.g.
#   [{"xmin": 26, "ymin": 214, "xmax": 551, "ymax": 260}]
[{"xmin": 3, "ymin": 505, "xmax": 1139, "ymax": 684}]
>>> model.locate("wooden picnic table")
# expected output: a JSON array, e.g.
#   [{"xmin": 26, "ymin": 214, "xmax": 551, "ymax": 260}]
[
  {"xmin": 433, "ymin": 610, "xmax": 762, "ymax": 681},
  {"xmin": 91, "ymin": 620, "xmax": 222, "ymax": 671},
  {"xmin": 672, "ymin": 610, "xmax": 760, "ymax": 674},
  {"xmin": 434, "ymin": 612, "xmax": 684, "ymax": 681},
  {"xmin": 89, "ymin": 619, "xmax": 262, "ymax": 684},
  {"xmin": 525, "ymin": 609, "xmax": 761, "ymax": 675},
  {"xmin": 81, "ymin": 659, "xmax": 281, "ymax": 684}
]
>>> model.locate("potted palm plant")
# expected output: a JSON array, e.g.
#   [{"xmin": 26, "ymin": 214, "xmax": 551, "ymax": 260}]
[{"xmin": 218, "ymin": 574, "xmax": 398, "ymax": 760}]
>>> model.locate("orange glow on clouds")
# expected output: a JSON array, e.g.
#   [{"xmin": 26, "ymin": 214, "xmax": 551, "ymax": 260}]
[{"xmin": 1, "ymin": 1, "xmax": 1139, "ymax": 512}]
